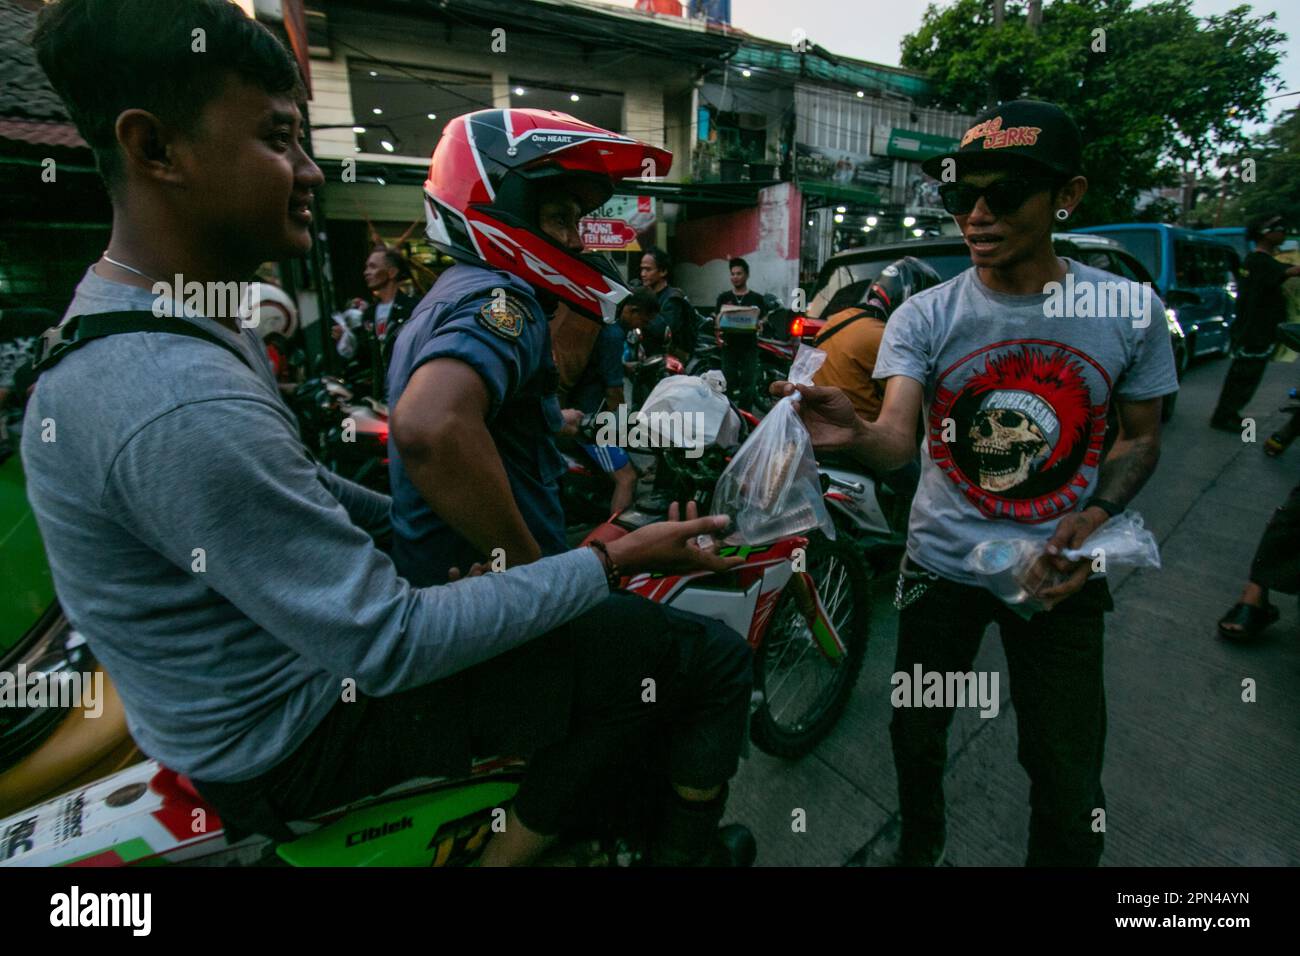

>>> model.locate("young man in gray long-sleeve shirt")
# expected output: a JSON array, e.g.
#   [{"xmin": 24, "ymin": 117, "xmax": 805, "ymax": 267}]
[{"xmin": 24, "ymin": 0, "xmax": 751, "ymax": 866}]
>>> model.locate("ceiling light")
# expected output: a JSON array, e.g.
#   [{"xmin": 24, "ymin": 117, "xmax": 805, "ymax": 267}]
[
  {"xmin": 570, "ymin": 93, "xmax": 580, "ymax": 102},
  {"xmin": 856, "ymin": 90, "xmax": 865, "ymax": 98},
  {"xmin": 741, "ymin": 69, "xmax": 752, "ymax": 78},
  {"xmin": 372, "ymin": 107, "xmax": 382, "ymax": 115},
  {"xmin": 911, "ymin": 228, "xmax": 924, "ymax": 237},
  {"xmin": 514, "ymin": 87, "xmax": 525, "ymax": 96},
  {"xmin": 380, "ymin": 140, "xmax": 395, "ymax": 153},
  {"xmin": 368, "ymin": 70, "xmax": 377, "ymax": 77},
  {"xmin": 861, "ymin": 225, "xmax": 871, "ymax": 232},
  {"xmin": 375, "ymin": 176, "xmax": 386, "ymax": 186},
  {"xmin": 903, "ymin": 216, "xmax": 917, "ymax": 227},
  {"xmin": 866, "ymin": 215, "xmax": 878, "ymax": 226},
  {"xmin": 427, "ymin": 113, "xmax": 437, "ymax": 120},
  {"xmin": 833, "ymin": 214, "xmax": 844, "ymax": 223},
  {"xmin": 835, "ymin": 205, "xmax": 846, "ymax": 213},
  {"xmin": 352, "ymin": 126, "xmax": 365, "ymax": 134}
]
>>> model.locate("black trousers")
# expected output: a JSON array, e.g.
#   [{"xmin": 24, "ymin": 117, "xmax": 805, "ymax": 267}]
[
  {"xmin": 891, "ymin": 570, "xmax": 1112, "ymax": 866},
  {"xmin": 721, "ymin": 332, "xmax": 758, "ymax": 410},
  {"xmin": 1212, "ymin": 356, "xmax": 1270, "ymax": 422},
  {"xmin": 193, "ymin": 592, "xmax": 752, "ymax": 841},
  {"xmin": 1250, "ymin": 482, "xmax": 1300, "ymax": 595}
]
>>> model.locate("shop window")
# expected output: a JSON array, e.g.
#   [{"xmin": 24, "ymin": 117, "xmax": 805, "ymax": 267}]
[
  {"xmin": 348, "ymin": 61, "xmax": 493, "ymax": 159},
  {"xmin": 509, "ymin": 81, "xmax": 624, "ymax": 136}
]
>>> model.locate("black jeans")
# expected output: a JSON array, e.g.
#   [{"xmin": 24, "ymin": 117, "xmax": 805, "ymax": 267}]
[
  {"xmin": 1212, "ymin": 356, "xmax": 1270, "ymax": 422},
  {"xmin": 1250, "ymin": 481, "xmax": 1300, "ymax": 595},
  {"xmin": 721, "ymin": 332, "xmax": 758, "ymax": 409},
  {"xmin": 193, "ymin": 592, "xmax": 752, "ymax": 841},
  {"xmin": 891, "ymin": 569, "xmax": 1112, "ymax": 866}
]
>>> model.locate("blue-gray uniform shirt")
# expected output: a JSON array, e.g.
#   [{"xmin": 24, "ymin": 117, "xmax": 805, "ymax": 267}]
[{"xmin": 386, "ymin": 264, "xmax": 568, "ymax": 583}]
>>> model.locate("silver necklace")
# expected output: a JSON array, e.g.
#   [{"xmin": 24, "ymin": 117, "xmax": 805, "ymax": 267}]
[{"xmin": 101, "ymin": 253, "xmax": 162, "ymax": 285}]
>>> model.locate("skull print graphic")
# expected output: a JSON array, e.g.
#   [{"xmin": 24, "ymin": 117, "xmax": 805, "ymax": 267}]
[{"xmin": 929, "ymin": 342, "xmax": 1111, "ymax": 523}]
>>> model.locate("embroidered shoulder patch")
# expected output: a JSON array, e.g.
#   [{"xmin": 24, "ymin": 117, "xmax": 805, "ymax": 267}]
[{"xmin": 476, "ymin": 291, "xmax": 531, "ymax": 340}]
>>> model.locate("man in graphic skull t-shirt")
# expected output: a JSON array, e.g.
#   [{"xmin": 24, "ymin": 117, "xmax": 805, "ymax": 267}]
[
  {"xmin": 780, "ymin": 101, "xmax": 1177, "ymax": 867},
  {"xmin": 876, "ymin": 258, "xmax": 1176, "ymax": 583}
]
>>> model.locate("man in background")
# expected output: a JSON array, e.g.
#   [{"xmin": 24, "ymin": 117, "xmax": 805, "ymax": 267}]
[
  {"xmin": 1210, "ymin": 215, "xmax": 1300, "ymax": 435},
  {"xmin": 332, "ymin": 247, "xmax": 417, "ymax": 398},
  {"xmin": 715, "ymin": 257, "xmax": 764, "ymax": 409}
]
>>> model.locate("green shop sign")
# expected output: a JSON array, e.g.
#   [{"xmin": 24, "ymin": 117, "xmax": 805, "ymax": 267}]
[{"xmin": 883, "ymin": 128, "xmax": 958, "ymax": 161}]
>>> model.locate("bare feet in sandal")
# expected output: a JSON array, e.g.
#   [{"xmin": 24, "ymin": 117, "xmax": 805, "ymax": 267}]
[{"xmin": 1218, "ymin": 582, "xmax": 1279, "ymax": 640}]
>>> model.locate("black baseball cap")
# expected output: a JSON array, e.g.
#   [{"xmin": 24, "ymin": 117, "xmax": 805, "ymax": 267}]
[
  {"xmin": 922, "ymin": 99, "xmax": 1083, "ymax": 180},
  {"xmin": 1247, "ymin": 214, "xmax": 1287, "ymax": 240}
]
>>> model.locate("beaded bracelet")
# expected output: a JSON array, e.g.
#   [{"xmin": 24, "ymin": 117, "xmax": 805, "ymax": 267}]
[{"xmin": 586, "ymin": 538, "xmax": 622, "ymax": 590}]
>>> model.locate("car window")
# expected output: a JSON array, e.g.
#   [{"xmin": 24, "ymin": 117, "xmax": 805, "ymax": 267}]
[
  {"xmin": 806, "ymin": 252, "xmax": 973, "ymax": 319},
  {"xmin": 1173, "ymin": 240, "xmax": 1205, "ymax": 287},
  {"xmin": 1201, "ymin": 245, "xmax": 1238, "ymax": 284},
  {"xmin": 1078, "ymin": 249, "xmax": 1116, "ymax": 272},
  {"xmin": 1103, "ymin": 230, "xmax": 1161, "ymax": 286},
  {"xmin": 1109, "ymin": 251, "xmax": 1151, "ymax": 284}
]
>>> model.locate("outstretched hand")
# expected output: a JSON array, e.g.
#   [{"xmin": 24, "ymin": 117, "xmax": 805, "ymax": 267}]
[
  {"xmin": 606, "ymin": 500, "xmax": 746, "ymax": 576},
  {"xmin": 769, "ymin": 380, "xmax": 864, "ymax": 452}
]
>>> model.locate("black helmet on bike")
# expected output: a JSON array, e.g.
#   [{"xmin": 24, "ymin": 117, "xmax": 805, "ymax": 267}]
[{"xmin": 860, "ymin": 256, "xmax": 942, "ymax": 321}]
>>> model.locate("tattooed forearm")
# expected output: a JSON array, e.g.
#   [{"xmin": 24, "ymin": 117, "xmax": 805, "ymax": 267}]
[{"xmin": 1092, "ymin": 434, "xmax": 1160, "ymax": 507}]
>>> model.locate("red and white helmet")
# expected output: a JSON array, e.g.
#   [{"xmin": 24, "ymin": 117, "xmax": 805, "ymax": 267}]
[{"xmin": 424, "ymin": 108, "xmax": 672, "ymax": 324}]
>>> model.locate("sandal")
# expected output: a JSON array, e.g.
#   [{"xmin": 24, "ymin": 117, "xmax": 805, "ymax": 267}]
[
  {"xmin": 1263, "ymin": 435, "xmax": 1286, "ymax": 457},
  {"xmin": 1217, "ymin": 601, "xmax": 1280, "ymax": 641}
]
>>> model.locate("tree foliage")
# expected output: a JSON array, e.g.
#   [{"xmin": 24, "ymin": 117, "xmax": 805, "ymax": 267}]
[{"xmin": 900, "ymin": 0, "xmax": 1287, "ymax": 225}]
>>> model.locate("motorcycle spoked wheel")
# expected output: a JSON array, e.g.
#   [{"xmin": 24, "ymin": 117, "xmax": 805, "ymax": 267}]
[
  {"xmin": 750, "ymin": 359, "xmax": 790, "ymax": 416},
  {"xmin": 750, "ymin": 531, "xmax": 871, "ymax": 759}
]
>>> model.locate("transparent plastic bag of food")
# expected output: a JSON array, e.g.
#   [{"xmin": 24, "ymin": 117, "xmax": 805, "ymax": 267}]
[
  {"xmin": 963, "ymin": 510, "xmax": 1160, "ymax": 611},
  {"xmin": 709, "ymin": 345, "xmax": 836, "ymax": 545}
]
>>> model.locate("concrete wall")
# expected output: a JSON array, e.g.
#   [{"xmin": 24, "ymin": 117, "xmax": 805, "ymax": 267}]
[{"xmin": 672, "ymin": 182, "xmax": 802, "ymax": 310}]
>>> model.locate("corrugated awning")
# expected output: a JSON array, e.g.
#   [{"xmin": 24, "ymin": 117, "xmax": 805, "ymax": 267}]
[{"xmin": 0, "ymin": 118, "xmax": 87, "ymax": 150}]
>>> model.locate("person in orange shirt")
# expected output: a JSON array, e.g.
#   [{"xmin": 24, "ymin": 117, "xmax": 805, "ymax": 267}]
[{"xmin": 813, "ymin": 256, "xmax": 942, "ymax": 421}]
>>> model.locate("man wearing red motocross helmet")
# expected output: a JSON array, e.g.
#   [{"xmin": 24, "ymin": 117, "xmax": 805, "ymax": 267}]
[{"xmin": 385, "ymin": 108, "xmax": 756, "ymax": 865}]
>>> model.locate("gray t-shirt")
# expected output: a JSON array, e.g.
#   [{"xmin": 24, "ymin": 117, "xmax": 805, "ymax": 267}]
[
  {"xmin": 874, "ymin": 259, "xmax": 1178, "ymax": 586},
  {"xmin": 20, "ymin": 266, "xmax": 607, "ymax": 783}
]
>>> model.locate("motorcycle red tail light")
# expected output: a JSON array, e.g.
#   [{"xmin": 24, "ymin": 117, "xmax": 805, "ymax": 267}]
[{"xmin": 789, "ymin": 317, "xmax": 805, "ymax": 338}]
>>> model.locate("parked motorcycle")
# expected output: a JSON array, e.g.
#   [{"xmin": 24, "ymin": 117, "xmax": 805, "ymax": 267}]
[
  {"xmin": 292, "ymin": 376, "xmax": 390, "ymax": 495},
  {"xmin": 582, "ymin": 402, "xmax": 872, "ymax": 757}
]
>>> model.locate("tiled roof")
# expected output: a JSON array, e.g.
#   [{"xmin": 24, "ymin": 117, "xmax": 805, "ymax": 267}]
[
  {"xmin": 0, "ymin": 117, "xmax": 87, "ymax": 148},
  {"xmin": 0, "ymin": 0, "xmax": 75, "ymax": 124}
]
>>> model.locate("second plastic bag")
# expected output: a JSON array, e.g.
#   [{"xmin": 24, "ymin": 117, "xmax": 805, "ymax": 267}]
[
  {"xmin": 710, "ymin": 345, "xmax": 836, "ymax": 545},
  {"xmin": 963, "ymin": 509, "xmax": 1161, "ymax": 612}
]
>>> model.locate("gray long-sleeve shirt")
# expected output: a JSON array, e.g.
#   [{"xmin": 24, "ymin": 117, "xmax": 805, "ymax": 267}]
[{"xmin": 19, "ymin": 267, "xmax": 607, "ymax": 783}]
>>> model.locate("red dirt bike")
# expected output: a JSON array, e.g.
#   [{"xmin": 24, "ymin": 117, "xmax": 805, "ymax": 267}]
[{"xmin": 581, "ymin": 416, "xmax": 872, "ymax": 758}]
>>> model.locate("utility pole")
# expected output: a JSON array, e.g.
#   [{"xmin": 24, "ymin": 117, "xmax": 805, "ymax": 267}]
[{"xmin": 990, "ymin": 0, "xmax": 1006, "ymax": 108}]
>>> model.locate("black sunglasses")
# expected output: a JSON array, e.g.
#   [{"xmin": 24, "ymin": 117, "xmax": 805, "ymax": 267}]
[{"xmin": 937, "ymin": 178, "xmax": 1057, "ymax": 216}]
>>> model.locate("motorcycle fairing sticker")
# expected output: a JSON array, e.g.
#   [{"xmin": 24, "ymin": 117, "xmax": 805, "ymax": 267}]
[{"xmin": 928, "ymin": 340, "xmax": 1111, "ymax": 524}]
